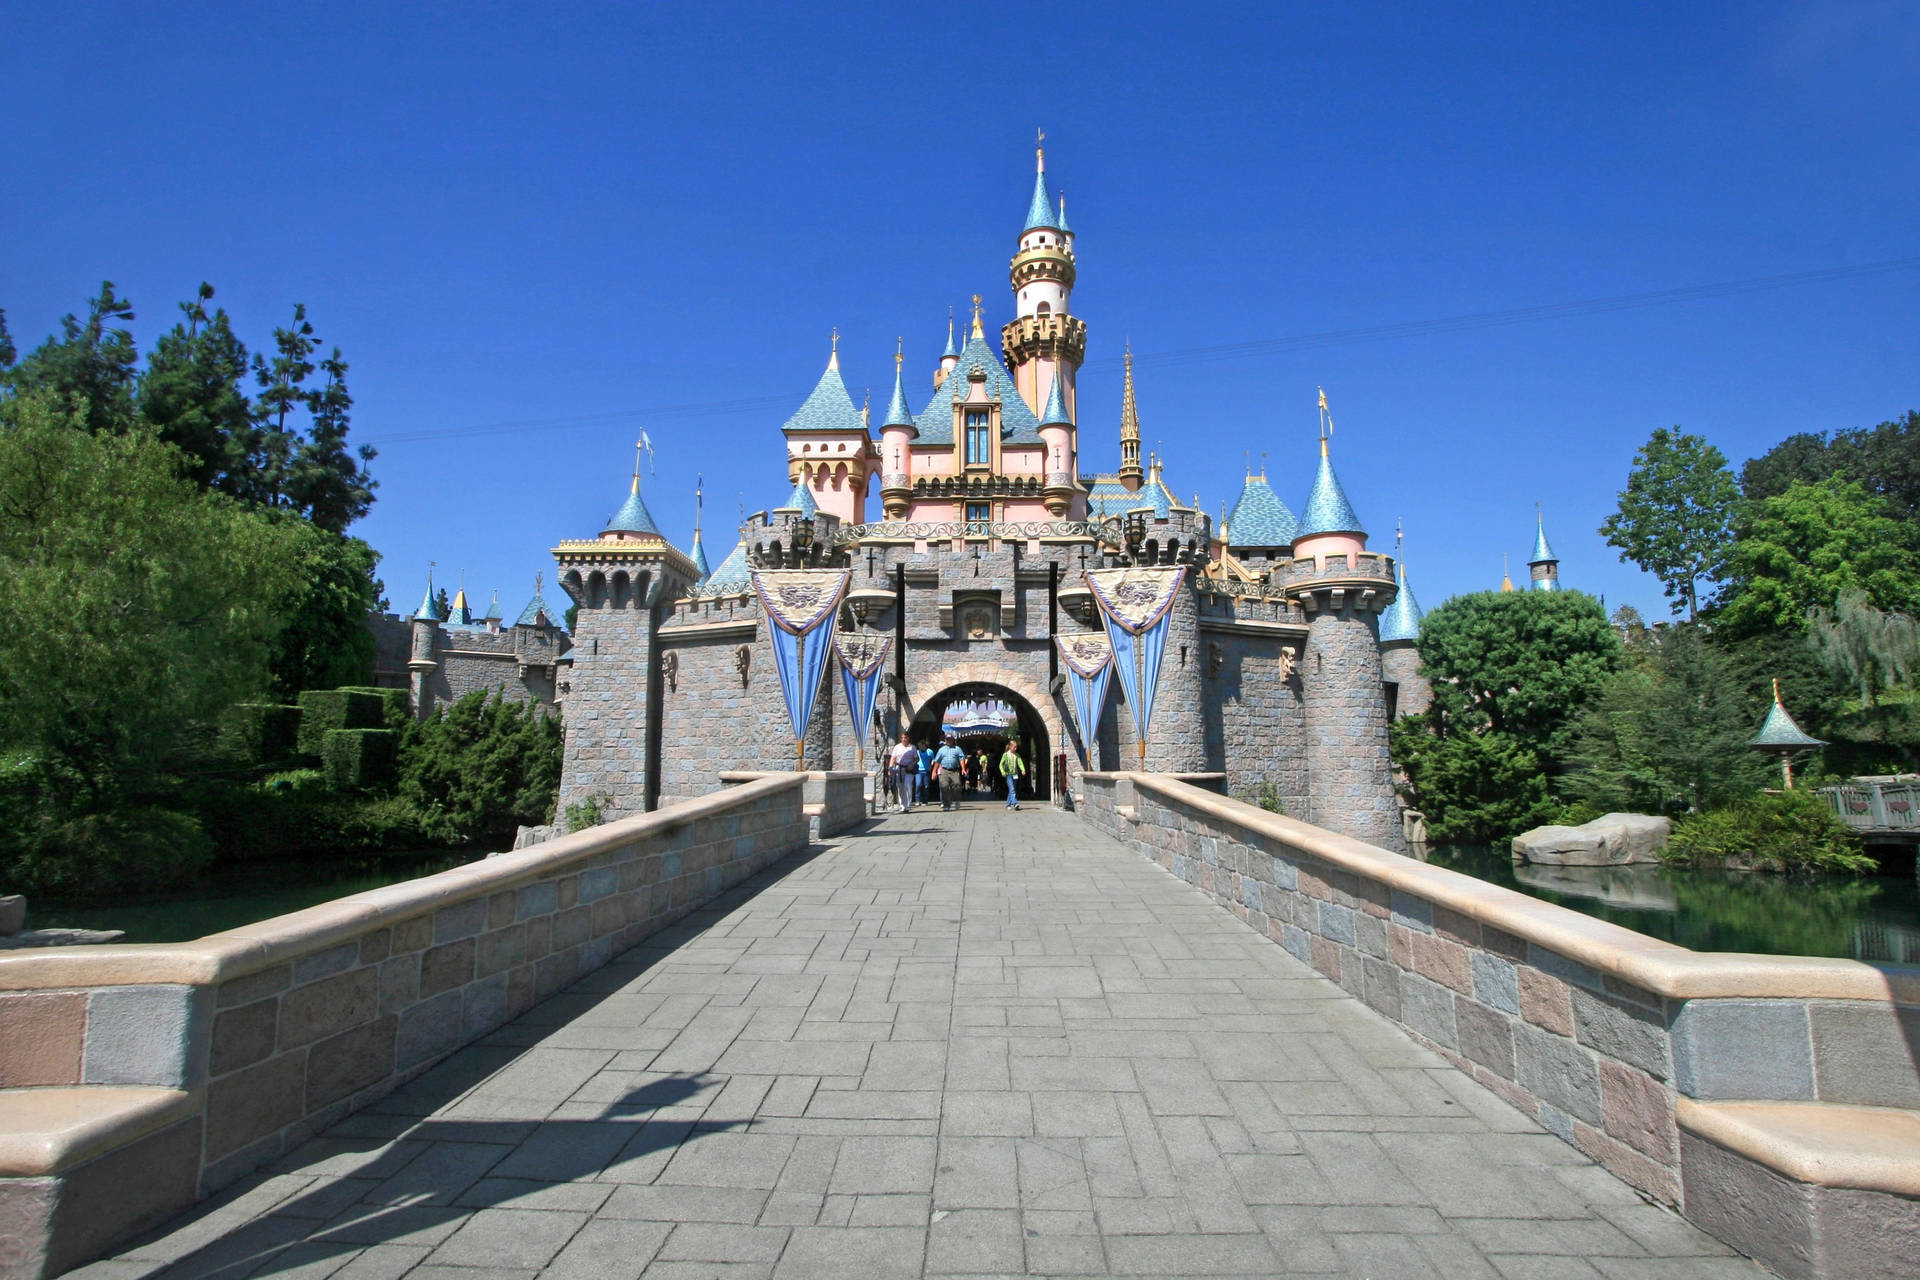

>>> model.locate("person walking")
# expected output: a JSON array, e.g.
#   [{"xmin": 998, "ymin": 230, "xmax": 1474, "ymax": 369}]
[
  {"xmin": 917, "ymin": 742, "xmax": 934, "ymax": 805},
  {"xmin": 977, "ymin": 749, "xmax": 992, "ymax": 797},
  {"xmin": 934, "ymin": 735, "xmax": 966, "ymax": 811},
  {"xmin": 998, "ymin": 740, "xmax": 1027, "ymax": 810},
  {"xmin": 888, "ymin": 733, "xmax": 918, "ymax": 813}
]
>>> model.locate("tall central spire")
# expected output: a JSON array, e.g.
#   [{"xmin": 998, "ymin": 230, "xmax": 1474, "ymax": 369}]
[{"xmin": 1118, "ymin": 345, "xmax": 1144, "ymax": 491}]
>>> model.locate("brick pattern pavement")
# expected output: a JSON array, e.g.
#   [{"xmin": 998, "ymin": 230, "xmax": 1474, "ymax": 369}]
[{"xmin": 73, "ymin": 807, "xmax": 1759, "ymax": 1279}]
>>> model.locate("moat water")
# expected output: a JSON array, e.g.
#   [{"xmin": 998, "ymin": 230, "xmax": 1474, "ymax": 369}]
[
  {"xmin": 27, "ymin": 850, "xmax": 483, "ymax": 943},
  {"xmin": 1430, "ymin": 845, "xmax": 1920, "ymax": 965}
]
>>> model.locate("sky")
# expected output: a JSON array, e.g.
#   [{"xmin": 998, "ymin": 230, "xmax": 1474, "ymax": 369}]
[{"xmin": 4, "ymin": 2, "xmax": 1917, "ymax": 622}]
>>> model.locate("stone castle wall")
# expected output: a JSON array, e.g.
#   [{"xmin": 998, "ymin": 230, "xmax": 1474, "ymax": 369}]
[{"xmin": 365, "ymin": 614, "xmax": 563, "ymax": 713}]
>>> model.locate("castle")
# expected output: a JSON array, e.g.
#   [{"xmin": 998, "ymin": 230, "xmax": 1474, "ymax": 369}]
[{"xmin": 504, "ymin": 142, "xmax": 1450, "ymax": 853}]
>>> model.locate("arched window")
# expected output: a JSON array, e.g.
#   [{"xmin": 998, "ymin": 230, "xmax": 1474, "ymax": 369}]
[
  {"xmin": 1036, "ymin": 302, "xmax": 1051, "ymax": 316},
  {"xmin": 965, "ymin": 410, "xmax": 991, "ymax": 467}
]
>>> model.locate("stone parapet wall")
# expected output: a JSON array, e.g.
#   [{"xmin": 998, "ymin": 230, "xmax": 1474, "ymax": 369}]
[
  {"xmin": 719, "ymin": 770, "xmax": 867, "ymax": 838},
  {"xmin": 0, "ymin": 776, "xmax": 809, "ymax": 1278},
  {"xmin": 1080, "ymin": 773, "xmax": 1919, "ymax": 1220}
]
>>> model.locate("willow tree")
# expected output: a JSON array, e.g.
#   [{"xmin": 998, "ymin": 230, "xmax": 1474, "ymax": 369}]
[{"xmin": 1809, "ymin": 590, "xmax": 1919, "ymax": 707}]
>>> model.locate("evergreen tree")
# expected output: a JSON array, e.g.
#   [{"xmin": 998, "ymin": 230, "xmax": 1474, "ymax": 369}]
[
  {"xmin": 286, "ymin": 346, "xmax": 377, "ymax": 534},
  {"xmin": 138, "ymin": 283, "xmax": 258, "ymax": 494},
  {"xmin": 251, "ymin": 303, "xmax": 318, "ymax": 508},
  {"xmin": 1, "ymin": 282, "xmax": 139, "ymax": 433}
]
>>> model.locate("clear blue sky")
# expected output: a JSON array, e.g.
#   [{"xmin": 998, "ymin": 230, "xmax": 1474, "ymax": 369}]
[{"xmin": 5, "ymin": 2, "xmax": 1916, "ymax": 621}]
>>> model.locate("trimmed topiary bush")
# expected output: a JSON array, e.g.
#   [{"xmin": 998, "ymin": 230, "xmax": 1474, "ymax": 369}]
[
  {"xmin": 335, "ymin": 685, "xmax": 412, "ymax": 732},
  {"xmin": 296, "ymin": 689, "xmax": 385, "ymax": 758},
  {"xmin": 222, "ymin": 703, "xmax": 302, "ymax": 765},
  {"xmin": 1665, "ymin": 788, "xmax": 1875, "ymax": 873},
  {"xmin": 321, "ymin": 728, "xmax": 398, "ymax": 791}
]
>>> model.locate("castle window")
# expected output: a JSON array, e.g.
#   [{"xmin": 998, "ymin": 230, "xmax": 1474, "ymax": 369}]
[
  {"xmin": 965, "ymin": 410, "xmax": 991, "ymax": 466},
  {"xmin": 1036, "ymin": 302, "xmax": 1050, "ymax": 315},
  {"xmin": 965, "ymin": 502, "xmax": 990, "ymax": 525}
]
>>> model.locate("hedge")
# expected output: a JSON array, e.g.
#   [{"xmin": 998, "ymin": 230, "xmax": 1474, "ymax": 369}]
[
  {"xmin": 296, "ymin": 689, "xmax": 386, "ymax": 758},
  {"xmin": 321, "ymin": 728, "xmax": 399, "ymax": 791},
  {"xmin": 222, "ymin": 703, "xmax": 302, "ymax": 765},
  {"xmin": 334, "ymin": 685, "xmax": 412, "ymax": 732}
]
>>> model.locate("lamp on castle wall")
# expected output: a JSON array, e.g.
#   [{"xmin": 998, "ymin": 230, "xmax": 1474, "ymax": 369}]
[
  {"xmin": 1124, "ymin": 513, "xmax": 1147, "ymax": 564},
  {"xmin": 791, "ymin": 516, "xmax": 815, "ymax": 567}
]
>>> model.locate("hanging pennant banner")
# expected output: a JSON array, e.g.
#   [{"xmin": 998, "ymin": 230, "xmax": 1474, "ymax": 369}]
[
  {"xmin": 1055, "ymin": 632, "xmax": 1114, "ymax": 765},
  {"xmin": 751, "ymin": 569, "xmax": 851, "ymax": 768},
  {"xmin": 833, "ymin": 631, "xmax": 892, "ymax": 770},
  {"xmin": 1085, "ymin": 566, "xmax": 1187, "ymax": 764}
]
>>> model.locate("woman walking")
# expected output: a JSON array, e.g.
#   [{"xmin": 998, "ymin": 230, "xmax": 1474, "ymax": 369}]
[{"xmin": 998, "ymin": 740, "xmax": 1026, "ymax": 811}]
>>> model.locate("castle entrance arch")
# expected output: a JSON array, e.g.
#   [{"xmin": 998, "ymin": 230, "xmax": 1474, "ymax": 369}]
[{"xmin": 909, "ymin": 682, "xmax": 1052, "ymax": 801}]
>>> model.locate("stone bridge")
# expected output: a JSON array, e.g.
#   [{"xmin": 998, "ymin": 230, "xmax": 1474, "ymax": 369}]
[{"xmin": 3, "ymin": 776, "xmax": 1916, "ymax": 1279}]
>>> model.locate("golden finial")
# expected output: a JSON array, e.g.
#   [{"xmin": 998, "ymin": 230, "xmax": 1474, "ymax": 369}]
[
  {"xmin": 1772, "ymin": 677, "xmax": 1783, "ymax": 704},
  {"xmin": 895, "ymin": 335, "xmax": 904, "ymax": 368},
  {"xmin": 970, "ymin": 293, "xmax": 984, "ymax": 338},
  {"xmin": 1500, "ymin": 554, "xmax": 1515, "ymax": 593}
]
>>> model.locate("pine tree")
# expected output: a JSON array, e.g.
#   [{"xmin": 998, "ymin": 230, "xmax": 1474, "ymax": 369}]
[
  {"xmin": 286, "ymin": 345, "xmax": 377, "ymax": 534},
  {"xmin": 138, "ymin": 284, "xmax": 257, "ymax": 494},
  {"xmin": 1, "ymin": 282, "xmax": 140, "ymax": 433},
  {"xmin": 251, "ymin": 303, "xmax": 317, "ymax": 508}
]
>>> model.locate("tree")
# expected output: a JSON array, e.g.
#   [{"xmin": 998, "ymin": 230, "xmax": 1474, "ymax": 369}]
[
  {"xmin": 1567, "ymin": 625, "xmax": 1768, "ymax": 815},
  {"xmin": 1, "ymin": 282, "xmax": 139, "ymax": 434},
  {"xmin": 1743, "ymin": 410, "xmax": 1920, "ymax": 521},
  {"xmin": 285, "ymin": 345, "xmax": 377, "ymax": 534},
  {"xmin": 138, "ymin": 284, "xmax": 258, "ymax": 495},
  {"xmin": 1389, "ymin": 590, "xmax": 1619, "ymax": 840},
  {"xmin": 1740, "ymin": 431, "xmax": 1832, "ymax": 503},
  {"xmin": 1600, "ymin": 428, "xmax": 1739, "ymax": 620},
  {"xmin": 1715, "ymin": 477, "xmax": 1920, "ymax": 635},
  {"xmin": 251, "ymin": 303, "xmax": 318, "ymax": 508},
  {"xmin": 399, "ymin": 691, "xmax": 563, "ymax": 843},
  {"xmin": 1807, "ymin": 590, "xmax": 1919, "ymax": 707},
  {"xmin": 268, "ymin": 524, "xmax": 382, "ymax": 696}
]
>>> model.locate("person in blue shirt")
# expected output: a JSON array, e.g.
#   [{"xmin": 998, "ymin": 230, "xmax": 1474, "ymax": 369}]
[
  {"xmin": 917, "ymin": 743, "xmax": 934, "ymax": 803},
  {"xmin": 933, "ymin": 736, "xmax": 967, "ymax": 810}
]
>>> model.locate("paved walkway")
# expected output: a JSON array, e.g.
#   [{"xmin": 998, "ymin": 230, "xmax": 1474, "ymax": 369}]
[{"xmin": 79, "ymin": 807, "xmax": 1759, "ymax": 1279}]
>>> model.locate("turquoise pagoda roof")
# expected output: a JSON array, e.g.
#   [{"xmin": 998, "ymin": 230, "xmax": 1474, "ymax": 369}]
[
  {"xmin": 776, "ymin": 480, "xmax": 818, "ymax": 518},
  {"xmin": 514, "ymin": 586, "xmax": 556, "ymax": 628},
  {"xmin": 881, "ymin": 361, "xmax": 916, "ymax": 432},
  {"xmin": 412, "ymin": 572, "xmax": 442, "ymax": 622},
  {"xmin": 1225, "ymin": 475, "xmax": 1299, "ymax": 548},
  {"xmin": 915, "ymin": 329, "xmax": 1044, "ymax": 445},
  {"xmin": 1039, "ymin": 372, "xmax": 1072, "ymax": 427},
  {"xmin": 704, "ymin": 538, "xmax": 751, "ymax": 591},
  {"xmin": 604, "ymin": 480, "xmax": 663, "ymax": 536},
  {"xmin": 1024, "ymin": 167, "xmax": 1059, "ymax": 233},
  {"xmin": 1379, "ymin": 561, "xmax": 1423, "ymax": 644},
  {"xmin": 782, "ymin": 354, "xmax": 867, "ymax": 434},
  {"xmin": 1530, "ymin": 517, "xmax": 1557, "ymax": 566},
  {"xmin": 1752, "ymin": 697, "xmax": 1825, "ymax": 749},
  {"xmin": 1297, "ymin": 448, "xmax": 1365, "ymax": 539}
]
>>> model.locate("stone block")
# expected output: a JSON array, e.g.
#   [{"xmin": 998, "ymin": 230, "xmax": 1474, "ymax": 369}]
[
  {"xmin": 1353, "ymin": 910, "xmax": 1389, "ymax": 959},
  {"xmin": 420, "ymin": 939, "xmax": 476, "ymax": 998},
  {"xmin": 1471, "ymin": 952, "xmax": 1519, "ymax": 1015},
  {"xmin": 392, "ymin": 914, "xmax": 434, "ymax": 954},
  {"xmin": 358, "ymin": 928, "xmax": 392, "ymax": 966},
  {"xmin": 1388, "ymin": 889, "xmax": 1432, "ymax": 933},
  {"xmin": 379, "ymin": 953, "xmax": 422, "ymax": 1015},
  {"xmin": 487, "ymin": 891, "xmax": 516, "ymax": 931},
  {"xmin": 43, "ymin": 1115, "xmax": 203, "ymax": 1278},
  {"xmin": 1514, "ymin": 1022, "xmax": 1603, "ymax": 1126},
  {"xmin": 83, "ymin": 985, "xmax": 202, "ymax": 1087},
  {"xmin": 434, "ymin": 898, "xmax": 488, "ymax": 945},
  {"xmin": 1809, "ymin": 1000, "xmax": 1920, "ymax": 1108},
  {"xmin": 210, "ymin": 997, "xmax": 279, "ymax": 1077},
  {"xmin": 1360, "ymin": 954, "xmax": 1402, "ymax": 1021},
  {"xmin": 1528, "ymin": 943, "xmax": 1603, "ymax": 992},
  {"xmin": 463, "ymin": 973, "xmax": 510, "ymax": 1039},
  {"xmin": 307, "ymin": 1014, "xmax": 398, "ymax": 1110},
  {"xmin": 0, "ymin": 894, "xmax": 25, "ymax": 935},
  {"xmin": 215, "ymin": 964, "xmax": 291, "ymax": 1009},
  {"xmin": 1518, "ymin": 966, "xmax": 1575, "ymax": 1035},
  {"xmin": 1399, "ymin": 973, "xmax": 1458, "ymax": 1050},
  {"xmin": 292, "ymin": 941, "xmax": 359, "ymax": 985},
  {"xmin": 1597, "ymin": 1058, "xmax": 1676, "ymax": 1163},
  {"xmin": 278, "ymin": 968, "xmax": 378, "ymax": 1051},
  {"xmin": 1571, "ymin": 985, "xmax": 1673, "ymax": 1079},
  {"xmin": 1672, "ymin": 1000, "xmax": 1814, "ymax": 1100},
  {"xmin": 516, "ymin": 881, "xmax": 558, "ymax": 920},
  {"xmin": 1456, "ymin": 999, "xmax": 1516, "ymax": 1076},
  {"xmin": 205, "ymin": 1050, "xmax": 306, "ymax": 1160},
  {"xmin": 0, "ymin": 991, "xmax": 86, "ymax": 1086},
  {"xmin": 396, "ymin": 989, "xmax": 466, "ymax": 1069}
]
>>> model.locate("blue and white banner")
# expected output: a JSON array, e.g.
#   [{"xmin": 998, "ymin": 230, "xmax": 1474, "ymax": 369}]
[
  {"xmin": 1055, "ymin": 633, "xmax": 1114, "ymax": 764},
  {"xmin": 1086, "ymin": 566, "xmax": 1187, "ymax": 764},
  {"xmin": 833, "ymin": 631, "xmax": 891, "ymax": 769},
  {"xmin": 751, "ymin": 569, "xmax": 850, "ymax": 768}
]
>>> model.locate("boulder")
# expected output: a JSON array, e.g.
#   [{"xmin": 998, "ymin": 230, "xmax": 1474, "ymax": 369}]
[
  {"xmin": 1590, "ymin": 812, "xmax": 1671, "ymax": 863},
  {"xmin": 0, "ymin": 894, "xmax": 23, "ymax": 936}
]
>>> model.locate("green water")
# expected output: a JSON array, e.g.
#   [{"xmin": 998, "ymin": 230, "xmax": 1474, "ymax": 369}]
[
  {"xmin": 1430, "ymin": 845, "xmax": 1920, "ymax": 965},
  {"xmin": 26, "ymin": 851, "xmax": 485, "ymax": 943}
]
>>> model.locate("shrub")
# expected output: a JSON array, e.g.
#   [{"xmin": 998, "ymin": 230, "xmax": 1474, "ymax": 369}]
[
  {"xmin": 1665, "ymin": 789, "xmax": 1875, "ymax": 873},
  {"xmin": 5, "ymin": 806, "xmax": 212, "ymax": 897},
  {"xmin": 221, "ymin": 703, "xmax": 302, "ymax": 765},
  {"xmin": 399, "ymin": 690, "xmax": 562, "ymax": 844},
  {"xmin": 295, "ymin": 689, "xmax": 384, "ymax": 757},
  {"xmin": 565, "ymin": 793, "xmax": 611, "ymax": 832},
  {"xmin": 321, "ymin": 728, "xmax": 398, "ymax": 791},
  {"xmin": 260, "ymin": 769, "xmax": 329, "ymax": 795},
  {"xmin": 334, "ymin": 685, "xmax": 412, "ymax": 733}
]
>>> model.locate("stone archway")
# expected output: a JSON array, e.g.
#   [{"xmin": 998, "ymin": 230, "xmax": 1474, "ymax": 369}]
[{"xmin": 909, "ymin": 681, "xmax": 1054, "ymax": 802}]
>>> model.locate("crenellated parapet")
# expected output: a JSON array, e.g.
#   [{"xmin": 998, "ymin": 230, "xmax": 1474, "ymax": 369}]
[
  {"xmin": 1001, "ymin": 311, "xmax": 1086, "ymax": 375},
  {"xmin": 1282, "ymin": 551, "xmax": 1399, "ymax": 617}
]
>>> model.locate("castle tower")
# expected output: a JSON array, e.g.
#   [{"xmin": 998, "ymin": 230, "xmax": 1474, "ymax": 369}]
[
  {"xmin": 553, "ymin": 442, "xmax": 700, "ymax": 818},
  {"xmin": 689, "ymin": 476, "xmax": 711, "ymax": 582},
  {"xmin": 1378, "ymin": 526, "xmax": 1431, "ymax": 719},
  {"xmin": 1117, "ymin": 347, "xmax": 1144, "ymax": 492},
  {"xmin": 1039, "ymin": 361, "xmax": 1076, "ymax": 516},
  {"xmin": 933, "ymin": 311, "xmax": 959, "ymax": 391},
  {"xmin": 407, "ymin": 568, "xmax": 442, "ymax": 720},
  {"xmin": 1528, "ymin": 509, "xmax": 1561, "ymax": 591},
  {"xmin": 1288, "ymin": 391, "xmax": 1406, "ymax": 851},
  {"xmin": 1003, "ymin": 133, "xmax": 1086, "ymax": 439},
  {"xmin": 879, "ymin": 340, "xmax": 917, "ymax": 520},
  {"xmin": 780, "ymin": 333, "xmax": 873, "ymax": 524}
]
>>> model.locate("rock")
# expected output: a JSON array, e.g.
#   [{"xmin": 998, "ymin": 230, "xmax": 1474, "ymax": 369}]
[
  {"xmin": 1590, "ymin": 813, "xmax": 1670, "ymax": 863},
  {"xmin": 0, "ymin": 928, "xmax": 126, "ymax": 950},
  {"xmin": 1511, "ymin": 823, "xmax": 1629, "ymax": 866},
  {"xmin": 0, "ymin": 894, "xmax": 24, "ymax": 935}
]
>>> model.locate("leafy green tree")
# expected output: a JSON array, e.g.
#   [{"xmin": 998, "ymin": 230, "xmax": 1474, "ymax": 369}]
[
  {"xmin": 399, "ymin": 691, "xmax": 563, "ymax": 843},
  {"xmin": 1807, "ymin": 590, "xmax": 1919, "ymax": 707},
  {"xmin": 1567, "ymin": 625, "xmax": 1768, "ymax": 815},
  {"xmin": 138, "ymin": 283, "xmax": 259, "ymax": 494},
  {"xmin": 1389, "ymin": 590, "xmax": 1619, "ymax": 840},
  {"xmin": 268, "ymin": 524, "xmax": 382, "ymax": 696},
  {"xmin": 0, "ymin": 394, "xmax": 305, "ymax": 791},
  {"xmin": 1743, "ymin": 411, "xmax": 1920, "ymax": 521},
  {"xmin": 1, "ymin": 282, "xmax": 139, "ymax": 433},
  {"xmin": 1740, "ymin": 431, "xmax": 1832, "ymax": 503},
  {"xmin": 0, "ymin": 310, "xmax": 15, "ymax": 369},
  {"xmin": 1715, "ymin": 477, "xmax": 1920, "ymax": 635},
  {"xmin": 1600, "ymin": 428, "xmax": 1740, "ymax": 620}
]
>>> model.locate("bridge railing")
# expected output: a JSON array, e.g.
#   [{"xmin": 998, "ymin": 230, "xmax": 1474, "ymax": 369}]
[
  {"xmin": 0, "ymin": 775, "xmax": 812, "ymax": 1278},
  {"xmin": 1820, "ymin": 778, "xmax": 1920, "ymax": 833}
]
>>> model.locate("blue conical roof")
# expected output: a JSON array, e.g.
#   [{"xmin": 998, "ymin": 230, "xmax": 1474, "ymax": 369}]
[
  {"xmin": 514, "ymin": 585, "xmax": 556, "ymax": 628},
  {"xmin": 704, "ymin": 538, "xmax": 751, "ymax": 592},
  {"xmin": 413, "ymin": 572, "xmax": 442, "ymax": 621},
  {"xmin": 782, "ymin": 354, "xmax": 867, "ymax": 434},
  {"xmin": 1379, "ymin": 561, "xmax": 1424, "ymax": 643},
  {"xmin": 1039, "ymin": 372, "xmax": 1072, "ymax": 427},
  {"xmin": 1225, "ymin": 476, "xmax": 1299, "ymax": 548},
  {"xmin": 689, "ymin": 529, "xmax": 712, "ymax": 582},
  {"xmin": 605, "ymin": 479, "xmax": 662, "ymax": 535},
  {"xmin": 1752, "ymin": 696, "xmax": 1825, "ymax": 749},
  {"xmin": 881, "ymin": 362, "xmax": 916, "ymax": 431},
  {"xmin": 1530, "ymin": 516, "xmax": 1557, "ymax": 566},
  {"xmin": 941, "ymin": 318, "xmax": 959, "ymax": 360},
  {"xmin": 777, "ymin": 480, "xmax": 817, "ymax": 518},
  {"xmin": 1023, "ymin": 167, "xmax": 1059, "ymax": 233},
  {"xmin": 915, "ymin": 328, "xmax": 1045, "ymax": 444},
  {"xmin": 1297, "ymin": 447, "xmax": 1366, "ymax": 539},
  {"xmin": 1056, "ymin": 193, "xmax": 1072, "ymax": 236}
]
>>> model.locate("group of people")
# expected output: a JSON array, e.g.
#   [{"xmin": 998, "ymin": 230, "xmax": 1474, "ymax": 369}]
[{"xmin": 884, "ymin": 732, "xmax": 1027, "ymax": 812}]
